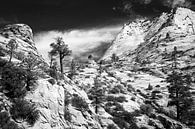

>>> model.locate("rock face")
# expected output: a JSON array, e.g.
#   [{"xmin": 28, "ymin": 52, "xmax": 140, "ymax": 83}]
[
  {"xmin": 25, "ymin": 79, "xmax": 102, "ymax": 129},
  {"xmin": 102, "ymin": 19, "xmax": 151, "ymax": 60},
  {"xmin": 103, "ymin": 7, "xmax": 195, "ymax": 69},
  {"xmin": 0, "ymin": 24, "xmax": 40, "ymax": 60}
]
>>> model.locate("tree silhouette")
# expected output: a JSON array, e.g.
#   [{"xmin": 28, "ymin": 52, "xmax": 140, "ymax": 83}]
[
  {"xmin": 166, "ymin": 46, "xmax": 193, "ymax": 121},
  {"xmin": 49, "ymin": 37, "xmax": 71, "ymax": 74},
  {"xmin": 88, "ymin": 77, "xmax": 105, "ymax": 114},
  {"xmin": 68, "ymin": 59, "xmax": 77, "ymax": 80},
  {"xmin": 111, "ymin": 53, "xmax": 119, "ymax": 63},
  {"xmin": 6, "ymin": 39, "xmax": 18, "ymax": 62}
]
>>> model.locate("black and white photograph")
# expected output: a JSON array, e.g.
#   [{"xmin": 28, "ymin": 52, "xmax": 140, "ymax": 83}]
[{"xmin": 0, "ymin": 0, "xmax": 195, "ymax": 129}]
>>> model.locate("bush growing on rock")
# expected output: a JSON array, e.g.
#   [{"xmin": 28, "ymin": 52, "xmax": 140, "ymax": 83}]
[
  {"xmin": 140, "ymin": 104, "xmax": 153, "ymax": 116},
  {"xmin": 106, "ymin": 95, "xmax": 127, "ymax": 103},
  {"xmin": 64, "ymin": 110, "xmax": 71, "ymax": 122},
  {"xmin": 2, "ymin": 120, "xmax": 21, "ymax": 129},
  {"xmin": 47, "ymin": 78, "xmax": 56, "ymax": 85},
  {"xmin": 146, "ymin": 83, "xmax": 153, "ymax": 90},
  {"xmin": 107, "ymin": 124, "xmax": 118, "ymax": 129},
  {"xmin": 0, "ymin": 111, "xmax": 10, "ymax": 126},
  {"xmin": 1, "ymin": 64, "xmax": 37, "ymax": 98},
  {"xmin": 71, "ymin": 94, "xmax": 88, "ymax": 112},
  {"xmin": 10, "ymin": 99, "xmax": 39, "ymax": 126},
  {"xmin": 109, "ymin": 84, "xmax": 125, "ymax": 94}
]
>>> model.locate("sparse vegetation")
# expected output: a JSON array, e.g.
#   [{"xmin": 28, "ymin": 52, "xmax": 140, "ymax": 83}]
[
  {"xmin": 47, "ymin": 78, "xmax": 56, "ymax": 85},
  {"xmin": 10, "ymin": 99, "xmax": 39, "ymax": 126},
  {"xmin": 71, "ymin": 94, "xmax": 88, "ymax": 112},
  {"xmin": 111, "ymin": 53, "xmax": 119, "ymax": 63},
  {"xmin": 1, "ymin": 64, "xmax": 37, "ymax": 98},
  {"xmin": 106, "ymin": 95, "xmax": 127, "ymax": 103},
  {"xmin": 109, "ymin": 84, "xmax": 125, "ymax": 94},
  {"xmin": 107, "ymin": 124, "xmax": 118, "ymax": 129},
  {"xmin": 140, "ymin": 104, "xmax": 153, "ymax": 116}
]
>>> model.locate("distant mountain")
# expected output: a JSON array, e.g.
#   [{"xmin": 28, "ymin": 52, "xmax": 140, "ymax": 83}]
[{"xmin": 103, "ymin": 8, "xmax": 195, "ymax": 72}]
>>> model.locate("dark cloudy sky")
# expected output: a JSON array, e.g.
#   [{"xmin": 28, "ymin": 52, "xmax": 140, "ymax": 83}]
[
  {"xmin": 0, "ymin": 0, "xmax": 127, "ymax": 32},
  {"xmin": 1, "ymin": 0, "xmax": 194, "ymax": 32},
  {"xmin": 1, "ymin": 0, "xmax": 194, "ymax": 62}
]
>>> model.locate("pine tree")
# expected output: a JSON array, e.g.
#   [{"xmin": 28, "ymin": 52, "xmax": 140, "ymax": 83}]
[
  {"xmin": 6, "ymin": 39, "xmax": 18, "ymax": 62},
  {"xmin": 88, "ymin": 77, "xmax": 105, "ymax": 114},
  {"xmin": 68, "ymin": 59, "xmax": 77, "ymax": 80},
  {"xmin": 166, "ymin": 46, "xmax": 193, "ymax": 121},
  {"xmin": 111, "ymin": 53, "xmax": 119, "ymax": 63},
  {"xmin": 49, "ymin": 37, "xmax": 72, "ymax": 74},
  {"xmin": 20, "ymin": 52, "xmax": 40, "ymax": 91}
]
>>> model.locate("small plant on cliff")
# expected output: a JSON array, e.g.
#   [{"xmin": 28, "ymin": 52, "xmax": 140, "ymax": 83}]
[
  {"xmin": 71, "ymin": 94, "xmax": 88, "ymax": 112},
  {"xmin": 10, "ymin": 99, "xmax": 39, "ymax": 126},
  {"xmin": 166, "ymin": 46, "xmax": 193, "ymax": 122},
  {"xmin": 111, "ymin": 53, "xmax": 119, "ymax": 63},
  {"xmin": 1, "ymin": 63, "xmax": 38, "ymax": 98},
  {"xmin": 49, "ymin": 37, "xmax": 72, "ymax": 74},
  {"xmin": 6, "ymin": 38, "xmax": 18, "ymax": 62}
]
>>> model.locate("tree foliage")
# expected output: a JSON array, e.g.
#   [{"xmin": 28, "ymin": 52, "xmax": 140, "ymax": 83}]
[
  {"xmin": 111, "ymin": 53, "xmax": 119, "ymax": 63},
  {"xmin": 10, "ymin": 99, "xmax": 39, "ymax": 126},
  {"xmin": 68, "ymin": 59, "xmax": 77, "ymax": 80},
  {"xmin": 6, "ymin": 39, "xmax": 18, "ymax": 62},
  {"xmin": 49, "ymin": 37, "xmax": 71, "ymax": 73},
  {"xmin": 88, "ymin": 77, "xmax": 105, "ymax": 114},
  {"xmin": 166, "ymin": 46, "xmax": 193, "ymax": 122}
]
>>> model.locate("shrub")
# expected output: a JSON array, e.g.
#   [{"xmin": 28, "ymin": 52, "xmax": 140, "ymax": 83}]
[
  {"xmin": 1, "ymin": 64, "xmax": 37, "ymax": 98},
  {"xmin": 15, "ymin": 52, "xmax": 25, "ymax": 61},
  {"xmin": 131, "ymin": 97, "xmax": 136, "ymax": 101},
  {"xmin": 64, "ymin": 109, "xmax": 71, "ymax": 122},
  {"xmin": 48, "ymin": 78, "xmax": 56, "ymax": 85},
  {"xmin": 140, "ymin": 104, "xmax": 153, "ymax": 116},
  {"xmin": 2, "ymin": 120, "xmax": 21, "ymax": 129},
  {"xmin": 115, "ymin": 96, "xmax": 127, "ymax": 103},
  {"xmin": 1, "ymin": 64, "xmax": 28, "ymax": 98},
  {"xmin": 146, "ymin": 83, "xmax": 153, "ymax": 90},
  {"xmin": 10, "ymin": 99, "xmax": 39, "ymax": 126},
  {"xmin": 0, "ymin": 111, "xmax": 10, "ymax": 126},
  {"xmin": 109, "ymin": 84, "xmax": 125, "ymax": 94},
  {"xmin": 127, "ymin": 84, "xmax": 135, "ymax": 92},
  {"xmin": 71, "ymin": 94, "xmax": 88, "ymax": 111},
  {"xmin": 106, "ymin": 96, "xmax": 127, "ymax": 103},
  {"xmin": 107, "ymin": 124, "xmax": 118, "ymax": 129},
  {"xmin": 113, "ymin": 117, "xmax": 129, "ymax": 129}
]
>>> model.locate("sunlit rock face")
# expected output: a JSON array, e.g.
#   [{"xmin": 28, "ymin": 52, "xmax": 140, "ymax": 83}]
[
  {"xmin": 102, "ymin": 18, "xmax": 151, "ymax": 60},
  {"xmin": 0, "ymin": 24, "xmax": 43, "ymax": 62},
  {"xmin": 133, "ymin": 7, "xmax": 195, "ymax": 71},
  {"xmin": 103, "ymin": 8, "xmax": 195, "ymax": 72},
  {"xmin": 25, "ymin": 79, "xmax": 102, "ymax": 129},
  {"xmin": 0, "ymin": 24, "xmax": 34, "ymax": 44}
]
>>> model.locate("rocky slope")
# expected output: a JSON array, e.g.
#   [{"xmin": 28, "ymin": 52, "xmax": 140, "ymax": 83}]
[
  {"xmin": 102, "ymin": 8, "xmax": 195, "ymax": 69},
  {"xmin": 1, "ymin": 8, "xmax": 194, "ymax": 129},
  {"xmin": 0, "ymin": 24, "xmax": 102, "ymax": 129},
  {"xmin": 102, "ymin": 19, "xmax": 151, "ymax": 60}
]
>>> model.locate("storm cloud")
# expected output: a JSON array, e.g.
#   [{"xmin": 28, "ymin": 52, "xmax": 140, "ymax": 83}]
[{"xmin": 119, "ymin": 0, "xmax": 195, "ymax": 15}]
